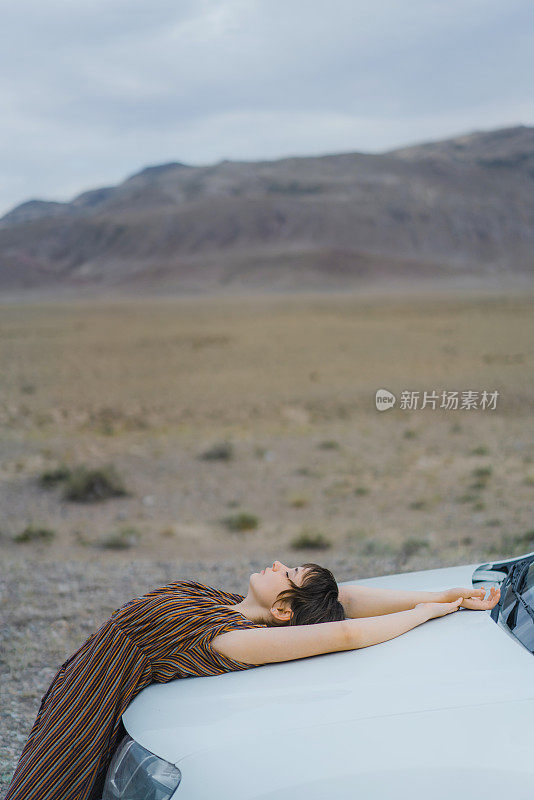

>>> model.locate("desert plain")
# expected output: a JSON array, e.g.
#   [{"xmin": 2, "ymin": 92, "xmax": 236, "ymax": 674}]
[{"xmin": 1, "ymin": 286, "xmax": 534, "ymax": 790}]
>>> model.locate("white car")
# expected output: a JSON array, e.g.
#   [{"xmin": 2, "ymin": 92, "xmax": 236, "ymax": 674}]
[{"xmin": 101, "ymin": 551, "xmax": 534, "ymax": 800}]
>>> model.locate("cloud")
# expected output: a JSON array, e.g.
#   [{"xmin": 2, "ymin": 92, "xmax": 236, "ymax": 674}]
[{"xmin": 0, "ymin": 0, "xmax": 532, "ymax": 215}]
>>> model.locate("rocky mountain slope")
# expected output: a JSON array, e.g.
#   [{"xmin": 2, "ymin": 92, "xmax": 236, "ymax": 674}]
[{"xmin": 1, "ymin": 125, "xmax": 532, "ymax": 293}]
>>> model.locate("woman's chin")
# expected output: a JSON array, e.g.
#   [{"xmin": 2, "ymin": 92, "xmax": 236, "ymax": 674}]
[{"xmin": 249, "ymin": 571, "xmax": 262, "ymax": 588}]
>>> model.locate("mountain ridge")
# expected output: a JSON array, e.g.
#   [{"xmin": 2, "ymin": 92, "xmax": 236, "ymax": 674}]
[{"xmin": 1, "ymin": 125, "xmax": 532, "ymax": 293}]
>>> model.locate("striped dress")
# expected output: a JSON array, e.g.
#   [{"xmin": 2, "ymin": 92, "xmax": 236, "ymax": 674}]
[{"xmin": 5, "ymin": 580, "xmax": 266, "ymax": 800}]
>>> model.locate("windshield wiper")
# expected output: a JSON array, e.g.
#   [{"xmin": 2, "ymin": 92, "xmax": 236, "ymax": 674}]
[{"xmin": 504, "ymin": 558, "xmax": 534, "ymax": 626}]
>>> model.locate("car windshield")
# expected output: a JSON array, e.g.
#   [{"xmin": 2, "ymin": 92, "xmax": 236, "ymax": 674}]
[{"xmin": 497, "ymin": 558, "xmax": 534, "ymax": 654}]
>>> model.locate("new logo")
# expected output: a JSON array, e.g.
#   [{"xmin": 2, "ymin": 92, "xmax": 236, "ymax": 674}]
[{"xmin": 375, "ymin": 389, "xmax": 396, "ymax": 411}]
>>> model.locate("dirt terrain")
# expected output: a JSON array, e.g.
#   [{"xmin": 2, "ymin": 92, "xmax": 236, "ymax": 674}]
[{"xmin": 1, "ymin": 287, "xmax": 534, "ymax": 791}]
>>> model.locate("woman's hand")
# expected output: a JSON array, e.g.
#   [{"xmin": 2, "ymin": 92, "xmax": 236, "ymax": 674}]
[
  {"xmin": 415, "ymin": 597, "xmax": 464, "ymax": 620},
  {"xmin": 460, "ymin": 585, "xmax": 500, "ymax": 610},
  {"xmin": 444, "ymin": 586, "xmax": 501, "ymax": 610}
]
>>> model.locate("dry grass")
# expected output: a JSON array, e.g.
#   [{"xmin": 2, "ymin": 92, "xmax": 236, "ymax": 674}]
[
  {"xmin": 1, "ymin": 288, "xmax": 534, "ymax": 567},
  {"xmin": 3, "ymin": 287, "xmax": 534, "ymax": 798}
]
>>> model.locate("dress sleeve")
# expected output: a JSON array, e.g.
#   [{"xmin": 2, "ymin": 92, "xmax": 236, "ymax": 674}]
[
  {"xmin": 191, "ymin": 611, "xmax": 266, "ymax": 672},
  {"xmin": 143, "ymin": 580, "xmax": 245, "ymax": 605},
  {"xmin": 196, "ymin": 583, "xmax": 246, "ymax": 605},
  {"xmin": 151, "ymin": 609, "xmax": 267, "ymax": 680},
  {"xmin": 113, "ymin": 581, "xmax": 266, "ymax": 680},
  {"xmin": 111, "ymin": 582, "xmax": 205, "ymax": 654}
]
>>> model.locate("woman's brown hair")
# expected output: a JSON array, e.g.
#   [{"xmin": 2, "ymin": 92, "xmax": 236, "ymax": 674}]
[{"xmin": 273, "ymin": 562, "xmax": 345, "ymax": 626}]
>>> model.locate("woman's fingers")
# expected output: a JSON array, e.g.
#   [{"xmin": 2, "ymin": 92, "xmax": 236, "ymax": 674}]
[
  {"xmin": 459, "ymin": 586, "xmax": 500, "ymax": 610},
  {"xmin": 462, "ymin": 587, "xmax": 486, "ymax": 599},
  {"xmin": 479, "ymin": 587, "xmax": 500, "ymax": 608},
  {"xmin": 449, "ymin": 585, "xmax": 501, "ymax": 611},
  {"xmin": 461, "ymin": 598, "xmax": 479, "ymax": 609}
]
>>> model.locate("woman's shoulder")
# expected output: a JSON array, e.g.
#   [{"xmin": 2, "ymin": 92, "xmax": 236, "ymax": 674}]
[
  {"xmin": 141, "ymin": 579, "xmax": 245, "ymax": 607},
  {"xmin": 110, "ymin": 580, "xmax": 248, "ymax": 631},
  {"xmin": 111, "ymin": 580, "xmax": 250, "ymax": 638},
  {"xmin": 163, "ymin": 582, "xmax": 267, "ymax": 630}
]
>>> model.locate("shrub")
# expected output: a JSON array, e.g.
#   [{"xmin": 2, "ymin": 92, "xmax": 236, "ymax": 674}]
[
  {"xmin": 72, "ymin": 529, "xmax": 90, "ymax": 546},
  {"xmin": 354, "ymin": 486, "xmax": 369, "ymax": 496},
  {"xmin": 498, "ymin": 532, "xmax": 534, "ymax": 556},
  {"xmin": 14, "ymin": 525, "xmax": 55, "ymax": 543},
  {"xmin": 409, "ymin": 499, "xmax": 427, "ymax": 510},
  {"xmin": 403, "ymin": 429, "xmax": 417, "ymax": 439},
  {"xmin": 317, "ymin": 440, "xmax": 340, "ymax": 450},
  {"xmin": 398, "ymin": 537, "xmax": 429, "ymax": 560},
  {"xmin": 469, "ymin": 465, "xmax": 492, "ymax": 491},
  {"xmin": 514, "ymin": 529, "xmax": 534, "ymax": 547},
  {"xmin": 222, "ymin": 512, "xmax": 259, "ymax": 532},
  {"xmin": 361, "ymin": 539, "xmax": 395, "ymax": 557},
  {"xmin": 470, "ymin": 446, "xmax": 490, "ymax": 456},
  {"xmin": 290, "ymin": 528, "xmax": 331, "ymax": 550},
  {"xmin": 472, "ymin": 466, "xmax": 493, "ymax": 479},
  {"xmin": 97, "ymin": 526, "xmax": 141, "ymax": 550},
  {"xmin": 63, "ymin": 464, "xmax": 128, "ymax": 502},
  {"xmin": 288, "ymin": 494, "xmax": 309, "ymax": 508},
  {"xmin": 345, "ymin": 528, "xmax": 367, "ymax": 543},
  {"xmin": 324, "ymin": 479, "xmax": 352, "ymax": 498},
  {"xmin": 456, "ymin": 492, "xmax": 478, "ymax": 504},
  {"xmin": 39, "ymin": 464, "xmax": 72, "ymax": 487},
  {"xmin": 91, "ymin": 406, "xmax": 120, "ymax": 436},
  {"xmin": 294, "ymin": 466, "xmax": 320, "ymax": 477},
  {"xmin": 199, "ymin": 441, "xmax": 234, "ymax": 461}
]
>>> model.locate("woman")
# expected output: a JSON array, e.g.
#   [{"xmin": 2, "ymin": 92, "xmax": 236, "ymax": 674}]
[{"xmin": 5, "ymin": 560, "xmax": 500, "ymax": 800}]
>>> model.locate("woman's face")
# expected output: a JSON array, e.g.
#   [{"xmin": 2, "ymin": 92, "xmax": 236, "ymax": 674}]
[{"xmin": 249, "ymin": 560, "xmax": 307, "ymax": 612}]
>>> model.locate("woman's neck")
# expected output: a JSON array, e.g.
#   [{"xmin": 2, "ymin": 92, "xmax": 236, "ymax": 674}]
[{"xmin": 222, "ymin": 596, "xmax": 266, "ymax": 624}]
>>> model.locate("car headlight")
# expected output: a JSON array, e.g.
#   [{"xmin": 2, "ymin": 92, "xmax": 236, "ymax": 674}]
[{"xmin": 102, "ymin": 734, "xmax": 182, "ymax": 799}]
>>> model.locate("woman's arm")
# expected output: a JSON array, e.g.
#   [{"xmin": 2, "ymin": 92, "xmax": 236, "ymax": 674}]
[
  {"xmin": 337, "ymin": 584, "xmax": 487, "ymax": 618},
  {"xmin": 337, "ymin": 584, "xmax": 449, "ymax": 618},
  {"xmin": 211, "ymin": 599, "xmax": 463, "ymax": 666}
]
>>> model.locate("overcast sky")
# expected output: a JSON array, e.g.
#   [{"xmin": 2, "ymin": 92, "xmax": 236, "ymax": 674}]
[{"xmin": 1, "ymin": 0, "xmax": 532, "ymax": 217}]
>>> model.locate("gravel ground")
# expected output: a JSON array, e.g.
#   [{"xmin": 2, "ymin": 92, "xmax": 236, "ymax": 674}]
[{"xmin": 1, "ymin": 552, "xmax": 372, "ymax": 796}]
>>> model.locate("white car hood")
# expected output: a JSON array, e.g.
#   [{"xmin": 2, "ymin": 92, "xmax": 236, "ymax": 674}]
[{"xmin": 123, "ymin": 562, "xmax": 534, "ymax": 798}]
